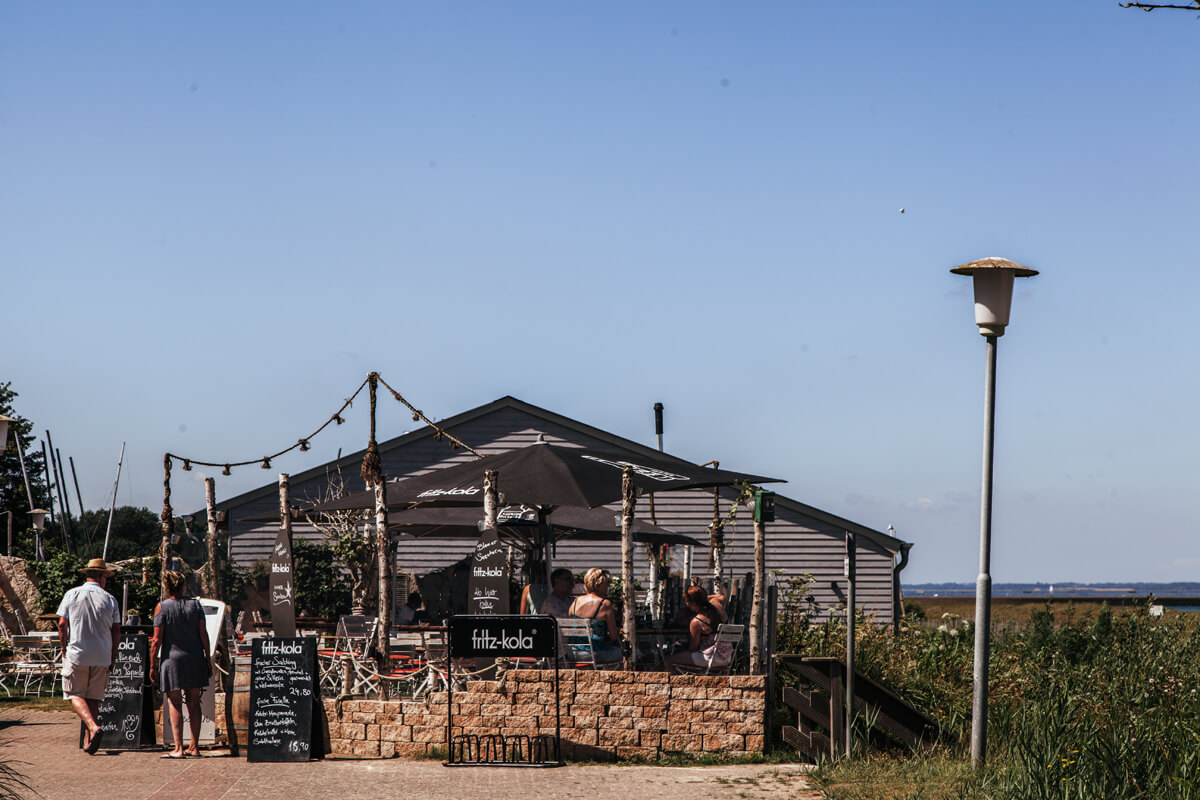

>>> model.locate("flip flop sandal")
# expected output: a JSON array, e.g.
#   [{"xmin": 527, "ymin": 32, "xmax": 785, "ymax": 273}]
[{"xmin": 84, "ymin": 731, "xmax": 103, "ymax": 755}]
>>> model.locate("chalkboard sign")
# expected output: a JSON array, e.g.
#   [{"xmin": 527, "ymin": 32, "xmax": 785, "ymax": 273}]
[
  {"xmin": 270, "ymin": 529, "xmax": 297, "ymax": 638},
  {"xmin": 467, "ymin": 528, "xmax": 509, "ymax": 615},
  {"xmin": 95, "ymin": 633, "xmax": 148, "ymax": 750},
  {"xmin": 247, "ymin": 637, "xmax": 316, "ymax": 762}
]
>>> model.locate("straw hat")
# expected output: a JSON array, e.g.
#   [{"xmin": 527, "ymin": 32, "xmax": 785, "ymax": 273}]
[{"xmin": 79, "ymin": 558, "xmax": 114, "ymax": 577}]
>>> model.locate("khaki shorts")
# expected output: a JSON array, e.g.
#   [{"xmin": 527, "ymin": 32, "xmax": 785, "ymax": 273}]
[{"xmin": 62, "ymin": 662, "xmax": 110, "ymax": 700}]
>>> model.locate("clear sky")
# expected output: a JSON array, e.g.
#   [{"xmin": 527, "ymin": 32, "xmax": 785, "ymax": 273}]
[{"xmin": 3, "ymin": 2, "xmax": 1198, "ymax": 584}]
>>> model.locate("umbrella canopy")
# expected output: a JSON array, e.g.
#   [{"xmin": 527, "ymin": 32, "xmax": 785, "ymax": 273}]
[
  {"xmin": 242, "ymin": 503, "xmax": 701, "ymax": 547},
  {"xmin": 387, "ymin": 504, "xmax": 701, "ymax": 546},
  {"xmin": 309, "ymin": 438, "xmax": 782, "ymax": 512}
]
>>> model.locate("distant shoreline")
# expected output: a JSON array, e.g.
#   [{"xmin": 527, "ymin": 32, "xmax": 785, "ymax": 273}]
[{"xmin": 905, "ymin": 582, "xmax": 1200, "ymax": 599}]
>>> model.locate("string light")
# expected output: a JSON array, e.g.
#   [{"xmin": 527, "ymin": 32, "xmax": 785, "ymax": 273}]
[{"xmin": 164, "ymin": 372, "xmax": 481, "ymax": 482}]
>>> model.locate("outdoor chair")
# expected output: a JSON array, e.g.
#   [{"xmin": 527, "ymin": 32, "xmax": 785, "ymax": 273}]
[
  {"xmin": 333, "ymin": 615, "xmax": 378, "ymax": 658},
  {"xmin": 10, "ymin": 635, "xmax": 61, "ymax": 696},
  {"xmin": 674, "ymin": 623, "xmax": 743, "ymax": 676},
  {"xmin": 556, "ymin": 618, "xmax": 620, "ymax": 670}
]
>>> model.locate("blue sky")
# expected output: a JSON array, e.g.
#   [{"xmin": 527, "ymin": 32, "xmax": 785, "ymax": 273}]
[{"xmin": 3, "ymin": 2, "xmax": 1198, "ymax": 584}]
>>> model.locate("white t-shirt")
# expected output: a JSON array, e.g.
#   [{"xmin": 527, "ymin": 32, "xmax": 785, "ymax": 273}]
[{"xmin": 56, "ymin": 581, "xmax": 121, "ymax": 666}]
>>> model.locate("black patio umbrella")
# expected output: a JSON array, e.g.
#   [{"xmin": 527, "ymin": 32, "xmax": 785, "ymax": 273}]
[
  {"xmin": 384, "ymin": 504, "xmax": 701, "ymax": 547},
  {"xmin": 241, "ymin": 503, "xmax": 700, "ymax": 546},
  {"xmin": 309, "ymin": 437, "xmax": 783, "ymax": 513}
]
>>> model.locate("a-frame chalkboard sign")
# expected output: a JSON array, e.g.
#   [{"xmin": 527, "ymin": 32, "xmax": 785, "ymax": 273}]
[{"xmin": 247, "ymin": 637, "xmax": 317, "ymax": 762}]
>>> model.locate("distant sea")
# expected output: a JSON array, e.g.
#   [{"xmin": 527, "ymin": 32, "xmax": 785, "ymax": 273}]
[{"xmin": 906, "ymin": 582, "xmax": 1200, "ymax": 600}]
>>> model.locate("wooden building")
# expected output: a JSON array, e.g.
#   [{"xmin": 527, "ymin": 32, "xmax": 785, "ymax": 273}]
[{"xmin": 202, "ymin": 396, "xmax": 913, "ymax": 625}]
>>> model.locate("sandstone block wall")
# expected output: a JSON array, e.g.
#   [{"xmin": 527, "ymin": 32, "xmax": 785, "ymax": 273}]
[{"xmin": 323, "ymin": 669, "xmax": 766, "ymax": 761}]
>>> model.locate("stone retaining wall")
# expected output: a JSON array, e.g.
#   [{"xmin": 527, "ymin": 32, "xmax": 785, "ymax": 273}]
[{"xmin": 324, "ymin": 669, "xmax": 766, "ymax": 761}]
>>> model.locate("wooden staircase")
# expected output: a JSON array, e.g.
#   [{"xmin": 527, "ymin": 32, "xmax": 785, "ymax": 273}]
[{"xmin": 777, "ymin": 656, "xmax": 938, "ymax": 761}]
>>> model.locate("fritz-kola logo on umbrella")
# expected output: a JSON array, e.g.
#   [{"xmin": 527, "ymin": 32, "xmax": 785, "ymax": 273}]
[
  {"xmin": 416, "ymin": 487, "xmax": 482, "ymax": 499},
  {"xmin": 579, "ymin": 455, "xmax": 689, "ymax": 482}
]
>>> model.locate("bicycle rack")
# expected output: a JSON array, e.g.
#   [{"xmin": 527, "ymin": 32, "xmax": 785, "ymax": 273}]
[{"xmin": 444, "ymin": 616, "xmax": 563, "ymax": 768}]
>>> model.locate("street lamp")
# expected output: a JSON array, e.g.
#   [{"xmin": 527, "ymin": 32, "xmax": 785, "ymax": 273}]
[
  {"xmin": 950, "ymin": 257, "xmax": 1038, "ymax": 769},
  {"xmin": 29, "ymin": 508, "xmax": 48, "ymax": 562}
]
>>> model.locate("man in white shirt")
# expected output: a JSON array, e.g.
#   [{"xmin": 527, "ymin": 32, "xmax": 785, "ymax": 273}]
[{"xmin": 56, "ymin": 558, "xmax": 121, "ymax": 754}]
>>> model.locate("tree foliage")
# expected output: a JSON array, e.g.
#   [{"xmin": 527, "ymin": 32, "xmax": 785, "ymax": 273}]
[{"xmin": 0, "ymin": 382, "xmax": 49, "ymax": 521}]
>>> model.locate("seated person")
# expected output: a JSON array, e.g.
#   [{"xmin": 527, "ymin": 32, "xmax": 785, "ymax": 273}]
[
  {"xmin": 395, "ymin": 592, "xmax": 425, "ymax": 626},
  {"xmin": 567, "ymin": 568, "xmax": 622, "ymax": 663},
  {"xmin": 668, "ymin": 585, "xmax": 732, "ymax": 673},
  {"xmin": 709, "ymin": 592, "xmax": 729, "ymax": 623},
  {"xmin": 519, "ymin": 564, "xmax": 575, "ymax": 618}
]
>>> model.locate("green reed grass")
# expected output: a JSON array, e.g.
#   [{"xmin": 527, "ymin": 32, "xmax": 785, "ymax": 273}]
[{"xmin": 778, "ymin": 581, "xmax": 1200, "ymax": 799}]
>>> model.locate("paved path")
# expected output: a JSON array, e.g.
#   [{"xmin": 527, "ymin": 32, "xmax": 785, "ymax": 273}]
[{"xmin": 0, "ymin": 711, "xmax": 822, "ymax": 800}]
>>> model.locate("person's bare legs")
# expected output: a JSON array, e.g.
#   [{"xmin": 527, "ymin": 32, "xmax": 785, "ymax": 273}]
[
  {"xmin": 68, "ymin": 696, "xmax": 101, "ymax": 746},
  {"xmin": 165, "ymin": 690, "xmax": 186, "ymax": 756},
  {"xmin": 183, "ymin": 688, "xmax": 202, "ymax": 756}
]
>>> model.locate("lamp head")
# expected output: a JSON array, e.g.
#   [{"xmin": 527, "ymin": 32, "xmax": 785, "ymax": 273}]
[
  {"xmin": 0, "ymin": 415, "xmax": 13, "ymax": 448},
  {"xmin": 29, "ymin": 509, "xmax": 48, "ymax": 530},
  {"xmin": 950, "ymin": 257, "xmax": 1038, "ymax": 337}
]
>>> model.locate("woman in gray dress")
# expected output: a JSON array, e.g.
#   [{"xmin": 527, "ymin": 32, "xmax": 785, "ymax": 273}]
[{"xmin": 150, "ymin": 571, "xmax": 212, "ymax": 758}]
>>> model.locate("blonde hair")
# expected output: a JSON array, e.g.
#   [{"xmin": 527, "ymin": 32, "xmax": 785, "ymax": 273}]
[
  {"xmin": 163, "ymin": 570, "xmax": 187, "ymax": 597},
  {"xmin": 582, "ymin": 568, "xmax": 611, "ymax": 594}
]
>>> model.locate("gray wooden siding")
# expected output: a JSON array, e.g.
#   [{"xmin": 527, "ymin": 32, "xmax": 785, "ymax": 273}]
[{"xmin": 218, "ymin": 403, "xmax": 903, "ymax": 625}]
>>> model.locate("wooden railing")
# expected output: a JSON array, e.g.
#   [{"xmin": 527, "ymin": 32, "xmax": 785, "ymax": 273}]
[{"xmin": 777, "ymin": 655, "xmax": 938, "ymax": 760}]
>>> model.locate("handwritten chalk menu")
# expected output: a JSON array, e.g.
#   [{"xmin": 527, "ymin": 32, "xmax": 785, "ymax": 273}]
[
  {"xmin": 269, "ymin": 528, "xmax": 297, "ymax": 638},
  {"xmin": 467, "ymin": 527, "xmax": 510, "ymax": 615},
  {"xmin": 247, "ymin": 637, "xmax": 316, "ymax": 762},
  {"xmin": 96, "ymin": 633, "xmax": 148, "ymax": 750}
]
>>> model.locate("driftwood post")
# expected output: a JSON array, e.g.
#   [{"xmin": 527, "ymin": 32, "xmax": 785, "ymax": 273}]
[
  {"xmin": 374, "ymin": 477, "xmax": 391, "ymax": 699},
  {"xmin": 159, "ymin": 455, "xmax": 173, "ymax": 597},
  {"xmin": 708, "ymin": 466, "xmax": 724, "ymax": 593},
  {"xmin": 749, "ymin": 502, "xmax": 766, "ymax": 675},
  {"xmin": 620, "ymin": 466, "xmax": 637, "ymax": 671},
  {"xmin": 204, "ymin": 477, "xmax": 220, "ymax": 599},
  {"xmin": 206, "ymin": 477, "xmax": 237, "ymax": 756},
  {"xmin": 483, "ymin": 469, "xmax": 498, "ymax": 529}
]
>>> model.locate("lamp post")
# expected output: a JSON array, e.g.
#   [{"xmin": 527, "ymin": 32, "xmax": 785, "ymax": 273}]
[
  {"xmin": 950, "ymin": 257, "xmax": 1038, "ymax": 769},
  {"xmin": 29, "ymin": 508, "xmax": 48, "ymax": 562}
]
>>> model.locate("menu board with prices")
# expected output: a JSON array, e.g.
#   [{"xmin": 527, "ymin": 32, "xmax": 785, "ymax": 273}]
[
  {"xmin": 247, "ymin": 637, "xmax": 316, "ymax": 762},
  {"xmin": 95, "ymin": 633, "xmax": 148, "ymax": 750}
]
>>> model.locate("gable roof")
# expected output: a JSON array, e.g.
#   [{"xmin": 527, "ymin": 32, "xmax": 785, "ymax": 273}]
[{"xmin": 200, "ymin": 395, "xmax": 909, "ymax": 554}]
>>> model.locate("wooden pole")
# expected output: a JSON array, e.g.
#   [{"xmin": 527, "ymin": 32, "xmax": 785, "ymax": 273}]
[
  {"xmin": 205, "ymin": 478, "xmax": 220, "ymax": 600},
  {"xmin": 483, "ymin": 469, "xmax": 498, "ymax": 529},
  {"xmin": 750, "ymin": 511, "xmax": 766, "ymax": 675},
  {"xmin": 374, "ymin": 477, "xmax": 391, "ymax": 699},
  {"xmin": 160, "ymin": 455, "xmax": 173, "ymax": 597},
  {"xmin": 620, "ymin": 466, "xmax": 637, "ymax": 671}
]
